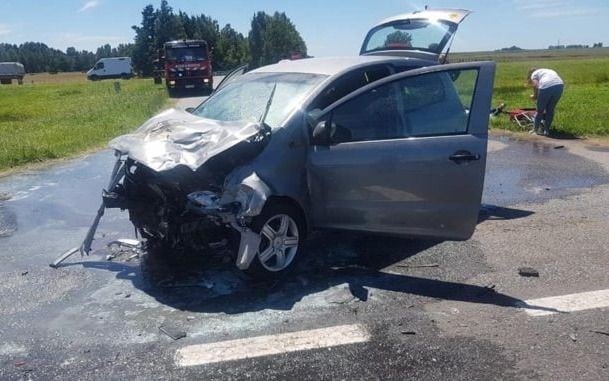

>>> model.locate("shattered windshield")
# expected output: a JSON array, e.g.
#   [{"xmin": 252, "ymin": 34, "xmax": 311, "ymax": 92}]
[
  {"xmin": 193, "ymin": 72, "xmax": 327, "ymax": 128},
  {"xmin": 362, "ymin": 19, "xmax": 455, "ymax": 54}
]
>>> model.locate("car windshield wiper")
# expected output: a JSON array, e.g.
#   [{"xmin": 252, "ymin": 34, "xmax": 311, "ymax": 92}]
[{"xmin": 259, "ymin": 83, "xmax": 277, "ymax": 125}]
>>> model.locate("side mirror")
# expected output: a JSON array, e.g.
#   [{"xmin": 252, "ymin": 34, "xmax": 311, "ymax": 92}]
[
  {"xmin": 311, "ymin": 121, "xmax": 331, "ymax": 146},
  {"xmin": 185, "ymin": 107, "xmax": 195, "ymax": 114}
]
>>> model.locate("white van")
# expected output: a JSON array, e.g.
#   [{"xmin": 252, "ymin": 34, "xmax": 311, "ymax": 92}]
[{"xmin": 87, "ymin": 57, "xmax": 133, "ymax": 81}]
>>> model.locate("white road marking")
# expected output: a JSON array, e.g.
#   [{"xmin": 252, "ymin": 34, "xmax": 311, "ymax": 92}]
[
  {"xmin": 175, "ymin": 324, "xmax": 369, "ymax": 367},
  {"xmin": 522, "ymin": 289, "xmax": 609, "ymax": 317}
]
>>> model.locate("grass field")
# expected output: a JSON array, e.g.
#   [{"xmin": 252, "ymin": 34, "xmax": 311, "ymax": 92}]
[
  {"xmin": 452, "ymin": 48, "xmax": 609, "ymax": 137},
  {"xmin": 489, "ymin": 57, "xmax": 609, "ymax": 136},
  {"xmin": 1, "ymin": 50, "xmax": 608, "ymax": 171},
  {"xmin": 0, "ymin": 76, "xmax": 168, "ymax": 171},
  {"xmin": 452, "ymin": 47, "xmax": 609, "ymax": 62}
]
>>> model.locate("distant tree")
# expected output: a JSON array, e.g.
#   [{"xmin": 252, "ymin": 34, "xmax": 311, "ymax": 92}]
[
  {"xmin": 113, "ymin": 43, "xmax": 135, "ymax": 58},
  {"xmin": 248, "ymin": 12, "xmax": 268, "ymax": 68},
  {"xmin": 131, "ymin": 1, "xmax": 310, "ymax": 74},
  {"xmin": 216, "ymin": 24, "xmax": 249, "ymax": 70},
  {"xmin": 249, "ymin": 11, "xmax": 307, "ymax": 68},
  {"xmin": 385, "ymin": 31, "xmax": 412, "ymax": 47},
  {"xmin": 132, "ymin": 5, "xmax": 158, "ymax": 76},
  {"xmin": 153, "ymin": 0, "xmax": 185, "ymax": 53},
  {"xmin": 96, "ymin": 44, "xmax": 112, "ymax": 59}
]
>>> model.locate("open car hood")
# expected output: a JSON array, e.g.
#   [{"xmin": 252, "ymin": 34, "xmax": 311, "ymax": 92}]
[
  {"xmin": 109, "ymin": 108, "xmax": 263, "ymax": 172},
  {"xmin": 360, "ymin": 8, "xmax": 472, "ymax": 61}
]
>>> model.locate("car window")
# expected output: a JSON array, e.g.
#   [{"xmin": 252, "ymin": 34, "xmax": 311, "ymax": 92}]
[
  {"xmin": 325, "ymin": 68, "xmax": 478, "ymax": 143},
  {"xmin": 96, "ymin": 62, "xmax": 104, "ymax": 70},
  {"xmin": 362, "ymin": 19, "xmax": 454, "ymax": 54},
  {"xmin": 330, "ymin": 83, "xmax": 402, "ymax": 143},
  {"xmin": 398, "ymin": 69, "xmax": 478, "ymax": 137},
  {"xmin": 312, "ymin": 65, "xmax": 392, "ymax": 110}
]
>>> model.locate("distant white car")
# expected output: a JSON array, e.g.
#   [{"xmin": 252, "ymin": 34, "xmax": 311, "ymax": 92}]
[{"xmin": 87, "ymin": 57, "xmax": 133, "ymax": 81}]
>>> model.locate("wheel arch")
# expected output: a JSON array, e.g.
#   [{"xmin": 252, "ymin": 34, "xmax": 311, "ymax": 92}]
[{"xmin": 264, "ymin": 195, "xmax": 309, "ymax": 238}]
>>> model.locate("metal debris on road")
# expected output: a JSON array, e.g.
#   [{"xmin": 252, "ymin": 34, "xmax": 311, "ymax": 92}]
[
  {"xmin": 554, "ymin": 145, "xmax": 565, "ymax": 150},
  {"xmin": 400, "ymin": 331, "xmax": 417, "ymax": 335},
  {"xmin": 159, "ymin": 325, "xmax": 187, "ymax": 341},
  {"xmin": 21, "ymin": 271, "xmax": 28, "ymax": 276},
  {"xmin": 569, "ymin": 334, "xmax": 577, "ymax": 342},
  {"xmin": 591, "ymin": 330, "xmax": 609, "ymax": 337},
  {"xmin": 518, "ymin": 267, "xmax": 540, "ymax": 277}
]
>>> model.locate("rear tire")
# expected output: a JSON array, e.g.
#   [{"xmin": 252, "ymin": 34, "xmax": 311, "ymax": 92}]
[{"xmin": 244, "ymin": 202, "xmax": 305, "ymax": 279}]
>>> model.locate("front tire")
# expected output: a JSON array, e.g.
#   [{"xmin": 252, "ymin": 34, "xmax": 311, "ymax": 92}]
[{"xmin": 245, "ymin": 202, "xmax": 305, "ymax": 279}]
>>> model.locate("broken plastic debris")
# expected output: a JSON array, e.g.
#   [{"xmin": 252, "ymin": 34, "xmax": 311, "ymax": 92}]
[
  {"xmin": 518, "ymin": 267, "xmax": 540, "ymax": 277},
  {"xmin": 159, "ymin": 325, "xmax": 187, "ymax": 341}
]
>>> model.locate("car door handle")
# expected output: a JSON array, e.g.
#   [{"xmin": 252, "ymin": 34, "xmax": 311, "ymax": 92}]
[{"xmin": 449, "ymin": 151, "xmax": 480, "ymax": 163}]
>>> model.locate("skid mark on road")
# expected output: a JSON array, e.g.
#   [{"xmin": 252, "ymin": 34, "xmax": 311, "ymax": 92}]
[
  {"xmin": 522, "ymin": 289, "xmax": 609, "ymax": 317},
  {"xmin": 175, "ymin": 324, "xmax": 369, "ymax": 367}
]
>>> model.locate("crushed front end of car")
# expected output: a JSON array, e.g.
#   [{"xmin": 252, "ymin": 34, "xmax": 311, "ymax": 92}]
[{"xmin": 52, "ymin": 108, "xmax": 274, "ymax": 270}]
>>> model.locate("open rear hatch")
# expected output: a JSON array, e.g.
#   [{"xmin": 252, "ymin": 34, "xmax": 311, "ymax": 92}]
[{"xmin": 360, "ymin": 8, "xmax": 471, "ymax": 63}]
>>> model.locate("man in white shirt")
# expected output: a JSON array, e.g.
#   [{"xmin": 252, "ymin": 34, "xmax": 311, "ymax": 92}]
[{"xmin": 528, "ymin": 68, "xmax": 564, "ymax": 136}]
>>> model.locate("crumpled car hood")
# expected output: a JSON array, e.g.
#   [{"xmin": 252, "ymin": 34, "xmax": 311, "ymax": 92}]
[{"xmin": 109, "ymin": 108, "xmax": 263, "ymax": 172}]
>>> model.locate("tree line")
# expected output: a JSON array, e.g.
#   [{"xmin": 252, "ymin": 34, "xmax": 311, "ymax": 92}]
[
  {"xmin": 0, "ymin": 42, "xmax": 133, "ymax": 73},
  {"xmin": 0, "ymin": 1, "xmax": 307, "ymax": 75},
  {"xmin": 132, "ymin": 1, "xmax": 307, "ymax": 75}
]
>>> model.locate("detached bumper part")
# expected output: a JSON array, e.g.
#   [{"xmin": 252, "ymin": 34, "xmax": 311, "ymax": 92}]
[
  {"xmin": 186, "ymin": 173, "xmax": 271, "ymax": 270},
  {"xmin": 233, "ymin": 225, "xmax": 262, "ymax": 270},
  {"xmin": 50, "ymin": 155, "xmax": 126, "ymax": 268}
]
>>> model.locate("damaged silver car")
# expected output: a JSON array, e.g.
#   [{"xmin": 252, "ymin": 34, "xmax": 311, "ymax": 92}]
[{"xmin": 53, "ymin": 9, "xmax": 496, "ymax": 277}]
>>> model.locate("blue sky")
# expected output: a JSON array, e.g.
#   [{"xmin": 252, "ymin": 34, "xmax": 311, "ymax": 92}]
[{"xmin": 1, "ymin": 0, "xmax": 608, "ymax": 55}]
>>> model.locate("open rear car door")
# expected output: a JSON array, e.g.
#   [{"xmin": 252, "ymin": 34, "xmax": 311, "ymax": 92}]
[{"xmin": 360, "ymin": 8, "xmax": 472, "ymax": 63}]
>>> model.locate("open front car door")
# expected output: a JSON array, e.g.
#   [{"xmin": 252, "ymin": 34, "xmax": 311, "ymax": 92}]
[{"xmin": 307, "ymin": 61, "xmax": 495, "ymax": 240}]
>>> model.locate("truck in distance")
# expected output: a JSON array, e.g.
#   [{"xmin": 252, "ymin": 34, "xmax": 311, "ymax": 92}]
[
  {"xmin": 0, "ymin": 62, "xmax": 25, "ymax": 85},
  {"xmin": 162, "ymin": 40, "xmax": 213, "ymax": 94}
]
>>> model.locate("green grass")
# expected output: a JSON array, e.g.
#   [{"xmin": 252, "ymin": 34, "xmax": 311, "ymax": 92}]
[
  {"xmin": 490, "ymin": 58, "xmax": 609, "ymax": 136},
  {"xmin": 453, "ymin": 47, "xmax": 609, "ymax": 62},
  {"xmin": 0, "ymin": 78, "xmax": 168, "ymax": 171}
]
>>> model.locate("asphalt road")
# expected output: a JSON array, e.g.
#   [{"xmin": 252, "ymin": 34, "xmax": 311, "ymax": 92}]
[{"xmin": 1, "ymin": 93, "xmax": 609, "ymax": 380}]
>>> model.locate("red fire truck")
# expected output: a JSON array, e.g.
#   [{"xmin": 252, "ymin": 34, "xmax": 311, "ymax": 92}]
[{"xmin": 162, "ymin": 40, "xmax": 213, "ymax": 93}]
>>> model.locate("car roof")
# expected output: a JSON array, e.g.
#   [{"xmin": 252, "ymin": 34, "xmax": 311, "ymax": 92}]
[{"xmin": 250, "ymin": 56, "xmax": 430, "ymax": 76}]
